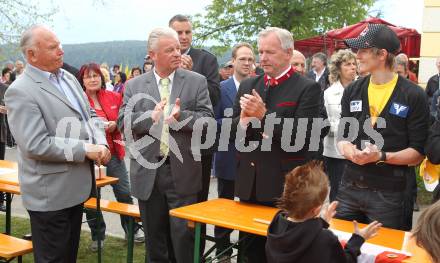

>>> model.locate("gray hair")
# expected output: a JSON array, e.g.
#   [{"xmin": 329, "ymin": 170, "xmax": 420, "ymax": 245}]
[
  {"xmin": 394, "ymin": 57, "xmax": 408, "ymax": 71},
  {"xmin": 20, "ymin": 24, "xmax": 46, "ymax": 55},
  {"xmin": 258, "ymin": 27, "xmax": 294, "ymax": 50},
  {"xmin": 312, "ymin": 52, "xmax": 328, "ymax": 66},
  {"xmin": 147, "ymin": 27, "xmax": 179, "ymax": 52}
]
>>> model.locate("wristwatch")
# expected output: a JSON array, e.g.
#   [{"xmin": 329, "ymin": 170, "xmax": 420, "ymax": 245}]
[{"xmin": 376, "ymin": 151, "xmax": 386, "ymax": 165}]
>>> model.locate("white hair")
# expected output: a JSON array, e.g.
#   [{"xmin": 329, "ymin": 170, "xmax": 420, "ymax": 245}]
[
  {"xmin": 147, "ymin": 27, "xmax": 179, "ymax": 52},
  {"xmin": 20, "ymin": 24, "xmax": 48, "ymax": 55},
  {"xmin": 258, "ymin": 27, "xmax": 294, "ymax": 50}
]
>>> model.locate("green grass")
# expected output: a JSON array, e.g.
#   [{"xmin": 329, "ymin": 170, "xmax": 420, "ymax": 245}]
[{"xmin": 0, "ymin": 214, "xmax": 145, "ymax": 263}]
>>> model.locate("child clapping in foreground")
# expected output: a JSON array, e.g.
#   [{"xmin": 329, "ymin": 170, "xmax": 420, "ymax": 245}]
[{"xmin": 266, "ymin": 161, "xmax": 382, "ymax": 263}]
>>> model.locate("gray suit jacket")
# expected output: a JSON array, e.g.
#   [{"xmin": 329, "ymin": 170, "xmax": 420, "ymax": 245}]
[
  {"xmin": 4, "ymin": 65, "xmax": 107, "ymax": 211},
  {"xmin": 118, "ymin": 68, "xmax": 213, "ymax": 200}
]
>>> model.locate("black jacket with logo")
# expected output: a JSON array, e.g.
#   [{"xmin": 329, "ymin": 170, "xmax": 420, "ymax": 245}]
[{"xmin": 339, "ymin": 75, "xmax": 430, "ymax": 191}]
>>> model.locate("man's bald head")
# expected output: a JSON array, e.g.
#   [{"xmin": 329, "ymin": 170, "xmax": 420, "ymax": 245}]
[{"xmin": 291, "ymin": 50, "xmax": 306, "ymax": 75}]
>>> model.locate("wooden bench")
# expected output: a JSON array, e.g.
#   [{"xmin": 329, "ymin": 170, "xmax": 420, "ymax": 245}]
[
  {"xmin": 0, "ymin": 233, "xmax": 33, "ymax": 263},
  {"xmin": 84, "ymin": 198, "xmax": 141, "ymax": 263},
  {"xmin": 0, "ymin": 183, "xmax": 20, "ymax": 235}
]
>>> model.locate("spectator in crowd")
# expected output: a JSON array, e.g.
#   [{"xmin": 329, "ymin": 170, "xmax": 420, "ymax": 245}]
[
  {"xmin": 214, "ymin": 42, "xmax": 255, "ymax": 259},
  {"xmin": 0, "ymin": 82, "xmax": 7, "ymax": 212},
  {"xmin": 5, "ymin": 25, "xmax": 110, "ymax": 263},
  {"xmin": 4, "ymin": 61, "xmax": 15, "ymax": 82},
  {"xmin": 231, "ymin": 27, "xmax": 321, "ymax": 262},
  {"xmin": 130, "ymin": 66, "xmax": 142, "ymax": 78},
  {"xmin": 143, "ymin": 55, "xmax": 154, "ymax": 73},
  {"xmin": 323, "ymin": 49, "xmax": 357, "ymax": 202},
  {"xmin": 307, "ymin": 52, "xmax": 330, "ymax": 90},
  {"xmin": 266, "ymin": 161, "xmax": 382, "ymax": 263},
  {"xmin": 1, "ymin": 68, "xmax": 12, "ymax": 84},
  {"xmin": 14, "ymin": 60, "xmax": 25, "ymax": 76},
  {"xmin": 117, "ymin": 27, "xmax": 213, "ymax": 263},
  {"xmin": 291, "ymin": 49, "xmax": 306, "ymax": 75},
  {"xmin": 78, "ymin": 63, "xmax": 144, "ymax": 251},
  {"xmin": 169, "ymin": 14, "xmax": 221, "ymax": 253},
  {"xmin": 395, "ymin": 53, "xmax": 418, "ymax": 83},
  {"xmin": 395, "ymin": 54, "xmax": 418, "ymax": 84},
  {"xmin": 113, "ymin": 72, "xmax": 126, "ymax": 94},
  {"xmin": 111, "ymin": 64, "xmax": 120, "ymax": 83},
  {"xmin": 426, "ymin": 110, "xmax": 440, "ymax": 202},
  {"xmin": 100, "ymin": 63, "xmax": 110, "ymax": 72},
  {"xmin": 219, "ymin": 61, "xmax": 233, "ymax": 81},
  {"xmin": 336, "ymin": 24, "xmax": 430, "ymax": 231},
  {"xmin": 412, "ymin": 200, "xmax": 440, "ymax": 263},
  {"xmin": 100, "ymin": 66, "xmax": 114, "ymax": 91},
  {"xmin": 426, "ymin": 56, "xmax": 440, "ymax": 116},
  {"xmin": 395, "ymin": 56, "xmax": 422, "ymax": 215}
]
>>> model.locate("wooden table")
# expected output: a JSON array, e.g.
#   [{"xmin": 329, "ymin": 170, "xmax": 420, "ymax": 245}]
[
  {"xmin": 170, "ymin": 198, "xmax": 429, "ymax": 263},
  {"xmin": 0, "ymin": 160, "xmax": 118, "ymax": 235}
]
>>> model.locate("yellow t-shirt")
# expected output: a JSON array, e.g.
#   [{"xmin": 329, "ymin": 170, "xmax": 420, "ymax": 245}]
[{"xmin": 368, "ymin": 74, "xmax": 398, "ymax": 125}]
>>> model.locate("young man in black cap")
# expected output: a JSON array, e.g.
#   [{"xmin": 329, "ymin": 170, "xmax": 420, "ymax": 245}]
[{"xmin": 336, "ymin": 24, "xmax": 430, "ymax": 230}]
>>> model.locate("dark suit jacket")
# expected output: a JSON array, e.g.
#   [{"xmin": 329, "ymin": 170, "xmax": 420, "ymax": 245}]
[
  {"xmin": 188, "ymin": 47, "xmax": 220, "ymax": 107},
  {"xmin": 214, "ymin": 77, "xmax": 238, "ymax": 180},
  {"xmin": 231, "ymin": 73, "xmax": 322, "ymax": 202},
  {"xmin": 426, "ymin": 74, "xmax": 439, "ymax": 100},
  {"xmin": 307, "ymin": 67, "xmax": 330, "ymax": 91}
]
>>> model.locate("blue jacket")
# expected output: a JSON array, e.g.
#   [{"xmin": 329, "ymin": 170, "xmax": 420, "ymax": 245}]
[{"xmin": 214, "ymin": 77, "xmax": 238, "ymax": 180}]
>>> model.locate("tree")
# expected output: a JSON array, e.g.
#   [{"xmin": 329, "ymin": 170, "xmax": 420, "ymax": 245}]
[
  {"xmin": 192, "ymin": 0, "xmax": 376, "ymax": 55},
  {"xmin": 0, "ymin": 0, "xmax": 58, "ymax": 44}
]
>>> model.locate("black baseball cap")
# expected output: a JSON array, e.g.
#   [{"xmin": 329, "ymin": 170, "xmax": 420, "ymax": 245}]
[{"xmin": 344, "ymin": 23, "xmax": 401, "ymax": 54}]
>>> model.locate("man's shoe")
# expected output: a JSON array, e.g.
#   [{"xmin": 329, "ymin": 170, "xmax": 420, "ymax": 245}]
[
  {"xmin": 90, "ymin": 240, "xmax": 105, "ymax": 252},
  {"xmin": 134, "ymin": 229, "xmax": 145, "ymax": 243},
  {"xmin": 0, "ymin": 204, "xmax": 6, "ymax": 212}
]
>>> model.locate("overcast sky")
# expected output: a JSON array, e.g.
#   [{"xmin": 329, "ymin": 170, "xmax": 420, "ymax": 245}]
[{"xmin": 43, "ymin": 0, "xmax": 423, "ymax": 44}]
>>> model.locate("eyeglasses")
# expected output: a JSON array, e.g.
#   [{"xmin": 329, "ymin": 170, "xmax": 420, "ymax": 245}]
[{"xmin": 83, "ymin": 74, "xmax": 101, "ymax": 80}]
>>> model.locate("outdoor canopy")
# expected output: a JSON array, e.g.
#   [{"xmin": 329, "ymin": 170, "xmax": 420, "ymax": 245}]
[{"xmin": 294, "ymin": 17, "xmax": 421, "ymax": 58}]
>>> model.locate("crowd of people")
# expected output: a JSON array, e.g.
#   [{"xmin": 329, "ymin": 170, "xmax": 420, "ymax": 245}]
[{"xmin": 2, "ymin": 15, "xmax": 440, "ymax": 263}]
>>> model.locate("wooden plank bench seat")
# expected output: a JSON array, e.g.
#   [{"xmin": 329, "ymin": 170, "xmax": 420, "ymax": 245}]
[
  {"xmin": 0, "ymin": 233, "xmax": 33, "ymax": 263},
  {"xmin": 83, "ymin": 198, "xmax": 140, "ymax": 263}
]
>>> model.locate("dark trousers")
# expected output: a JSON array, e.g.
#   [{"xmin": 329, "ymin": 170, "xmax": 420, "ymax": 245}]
[
  {"xmin": 336, "ymin": 181, "xmax": 405, "ymax": 230},
  {"xmin": 138, "ymin": 163, "xmax": 197, "ymax": 263},
  {"xmin": 402, "ymin": 168, "xmax": 417, "ymax": 230},
  {"xmin": 239, "ymin": 198, "xmax": 275, "ymax": 263},
  {"xmin": 214, "ymin": 178, "xmax": 235, "ymax": 256},
  {"xmin": 28, "ymin": 204, "xmax": 83, "ymax": 263},
  {"xmin": 324, "ymin": 157, "xmax": 346, "ymax": 202},
  {"xmin": 197, "ymin": 153, "xmax": 213, "ymax": 256}
]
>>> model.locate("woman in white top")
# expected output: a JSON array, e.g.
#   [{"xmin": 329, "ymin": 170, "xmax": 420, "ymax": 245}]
[{"xmin": 323, "ymin": 49, "xmax": 357, "ymax": 201}]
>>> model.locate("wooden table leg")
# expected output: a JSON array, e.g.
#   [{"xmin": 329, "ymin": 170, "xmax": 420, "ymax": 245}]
[
  {"xmin": 126, "ymin": 218, "xmax": 134, "ymax": 263},
  {"xmin": 194, "ymin": 222, "xmax": 201, "ymax": 263},
  {"xmin": 5, "ymin": 193, "xmax": 11, "ymax": 235}
]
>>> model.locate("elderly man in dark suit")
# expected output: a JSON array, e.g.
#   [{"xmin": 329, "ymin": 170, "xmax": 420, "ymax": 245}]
[
  {"xmin": 232, "ymin": 27, "xmax": 322, "ymax": 262},
  {"xmin": 118, "ymin": 27, "xmax": 213, "ymax": 263},
  {"xmin": 5, "ymin": 25, "xmax": 110, "ymax": 263}
]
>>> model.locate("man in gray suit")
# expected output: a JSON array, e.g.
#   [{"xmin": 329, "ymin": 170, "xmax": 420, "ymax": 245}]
[
  {"xmin": 118, "ymin": 27, "xmax": 213, "ymax": 262},
  {"xmin": 4, "ymin": 25, "xmax": 110, "ymax": 263}
]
